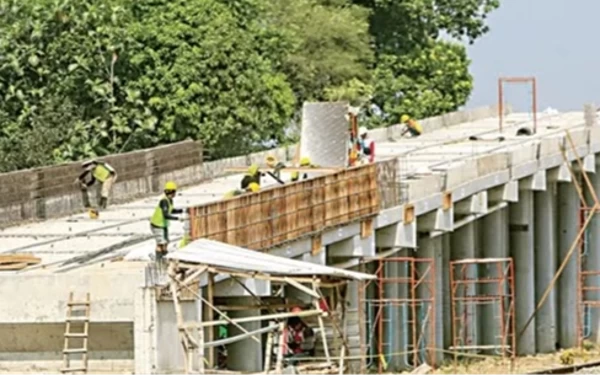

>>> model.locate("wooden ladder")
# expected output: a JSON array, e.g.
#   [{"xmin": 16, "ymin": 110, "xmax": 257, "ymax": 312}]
[{"xmin": 61, "ymin": 292, "xmax": 91, "ymax": 374}]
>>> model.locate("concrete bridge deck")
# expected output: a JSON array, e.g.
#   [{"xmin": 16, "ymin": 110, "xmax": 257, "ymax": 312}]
[{"xmin": 1, "ymin": 108, "xmax": 599, "ymax": 373}]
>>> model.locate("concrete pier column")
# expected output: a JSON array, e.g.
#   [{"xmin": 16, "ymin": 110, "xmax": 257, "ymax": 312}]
[
  {"xmin": 227, "ymin": 297, "xmax": 263, "ymax": 372},
  {"xmin": 450, "ymin": 222, "xmax": 478, "ymax": 349},
  {"xmin": 480, "ymin": 208, "xmax": 508, "ymax": 351},
  {"xmin": 441, "ymin": 234, "xmax": 452, "ymax": 354},
  {"xmin": 534, "ymin": 185, "xmax": 558, "ymax": 352},
  {"xmin": 585, "ymin": 168, "xmax": 600, "ymax": 342},
  {"xmin": 558, "ymin": 182, "xmax": 579, "ymax": 348},
  {"xmin": 510, "ymin": 189, "xmax": 536, "ymax": 355},
  {"xmin": 383, "ymin": 257, "xmax": 407, "ymax": 370},
  {"xmin": 417, "ymin": 236, "xmax": 444, "ymax": 366}
]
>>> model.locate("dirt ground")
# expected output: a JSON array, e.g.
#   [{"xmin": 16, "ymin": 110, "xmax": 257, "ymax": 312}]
[{"xmin": 431, "ymin": 344, "xmax": 600, "ymax": 374}]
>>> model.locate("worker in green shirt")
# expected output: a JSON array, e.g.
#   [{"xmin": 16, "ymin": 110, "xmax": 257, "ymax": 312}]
[
  {"xmin": 77, "ymin": 160, "xmax": 117, "ymax": 219},
  {"xmin": 150, "ymin": 181, "xmax": 184, "ymax": 261}
]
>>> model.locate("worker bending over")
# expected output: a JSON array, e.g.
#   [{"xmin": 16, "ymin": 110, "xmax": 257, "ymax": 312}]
[
  {"xmin": 357, "ymin": 127, "xmax": 375, "ymax": 163},
  {"xmin": 240, "ymin": 164, "xmax": 261, "ymax": 190},
  {"xmin": 401, "ymin": 114, "xmax": 422, "ymax": 137},
  {"xmin": 291, "ymin": 157, "xmax": 315, "ymax": 182},
  {"xmin": 150, "ymin": 181, "xmax": 184, "ymax": 261},
  {"xmin": 77, "ymin": 160, "xmax": 117, "ymax": 218},
  {"xmin": 284, "ymin": 306, "xmax": 316, "ymax": 361},
  {"xmin": 223, "ymin": 182, "xmax": 260, "ymax": 199}
]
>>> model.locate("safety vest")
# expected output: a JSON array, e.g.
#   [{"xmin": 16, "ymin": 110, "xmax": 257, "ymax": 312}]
[
  {"xmin": 93, "ymin": 163, "xmax": 112, "ymax": 182},
  {"xmin": 151, "ymin": 196, "xmax": 173, "ymax": 228},
  {"xmin": 408, "ymin": 119, "xmax": 423, "ymax": 134}
]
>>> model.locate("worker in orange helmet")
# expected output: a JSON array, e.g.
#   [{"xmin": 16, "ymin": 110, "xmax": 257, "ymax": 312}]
[{"xmin": 286, "ymin": 306, "xmax": 315, "ymax": 358}]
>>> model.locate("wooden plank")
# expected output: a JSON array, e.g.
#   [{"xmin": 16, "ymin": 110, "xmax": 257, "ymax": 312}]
[
  {"xmin": 0, "ymin": 254, "xmax": 41, "ymax": 264},
  {"xmin": 224, "ymin": 167, "xmax": 341, "ymax": 173}
]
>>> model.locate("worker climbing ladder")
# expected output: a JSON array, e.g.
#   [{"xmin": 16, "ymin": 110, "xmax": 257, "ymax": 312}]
[{"xmin": 61, "ymin": 292, "xmax": 91, "ymax": 374}]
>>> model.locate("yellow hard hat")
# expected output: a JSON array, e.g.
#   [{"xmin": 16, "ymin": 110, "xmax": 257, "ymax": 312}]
[
  {"xmin": 266, "ymin": 155, "xmax": 277, "ymax": 168},
  {"xmin": 248, "ymin": 164, "xmax": 259, "ymax": 176},
  {"xmin": 248, "ymin": 182, "xmax": 260, "ymax": 193},
  {"xmin": 401, "ymin": 114, "xmax": 410, "ymax": 123},
  {"xmin": 165, "ymin": 181, "xmax": 177, "ymax": 191},
  {"xmin": 300, "ymin": 157, "xmax": 311, "ymax": 166}
]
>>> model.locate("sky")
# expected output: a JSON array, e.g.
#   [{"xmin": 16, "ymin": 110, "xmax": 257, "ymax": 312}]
[{"xmin": 465, "ymin": 0, "xmax": 600, "ymax": 112}]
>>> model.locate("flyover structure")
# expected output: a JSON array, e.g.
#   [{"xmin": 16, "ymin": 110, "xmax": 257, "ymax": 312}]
[{"xmin": 1, "ymin": 104, "xmax": 599, "ymax": 373}]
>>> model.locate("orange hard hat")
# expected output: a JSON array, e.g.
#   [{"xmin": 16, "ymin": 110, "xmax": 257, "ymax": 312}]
[{"xmin": 291, "ymin": 306, "xmax": 303, "ymax": 313}]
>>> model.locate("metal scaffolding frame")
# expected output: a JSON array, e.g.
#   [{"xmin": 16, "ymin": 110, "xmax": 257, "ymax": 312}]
[
  {"xmin": 360, "ymin": 257, "xmax": 436, "ymax": 373},
  {"xmin": 449, "ymin": 258, "xmax": 516, "ymax": 362},
  {"xmin": 498, "ymin": 76, "xmax": 538, "ymax": 134}
]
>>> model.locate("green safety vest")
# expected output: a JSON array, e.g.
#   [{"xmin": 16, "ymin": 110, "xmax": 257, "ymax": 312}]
[
  {"xmin": 93, "ymin": 164, "xmax": 112, "ymax": 182},
  {"xmin": 151, "ymin": 196, "xmax": 173, "ymax": 228}
]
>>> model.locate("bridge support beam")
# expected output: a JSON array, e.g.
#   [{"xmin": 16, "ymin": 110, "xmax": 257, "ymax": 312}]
[
  {"xmin": 479, "ymin": 207, "xmax": 509, "ymax": 351},
  {"xmin": 558, "ymin": 181, "xmax": 579, "ymax": 348},
  {"xmin": 534, "ymin": 183, "xmax": 558, "ymax": 353},
  {"xmin": 450, "ymin": 221, "xmax": 478, "ymax": 349},
  {"xmin": 510, "ymin": 188, "xmax": 536, "ymax": 355},
  {"xmin": 416, "ymin": 236, "xmax": 444, "ymax": 365}
]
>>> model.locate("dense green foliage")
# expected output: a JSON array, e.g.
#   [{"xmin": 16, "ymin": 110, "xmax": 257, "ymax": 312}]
[{"xmin": 0, "ymin": 0, "xmax": 499, "ymax": 172}]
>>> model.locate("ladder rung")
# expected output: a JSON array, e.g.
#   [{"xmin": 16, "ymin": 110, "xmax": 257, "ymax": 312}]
[
  {"xmin": 63, "ymin": 348, "xmax": 87, "ymax": 354},
  {"xmin": 68, "ymin": 301, "xmax": 90, "ymax": 306},
  {"xmin": 61, "ymin": 367, "xmax": 87, "ymax": 373},
  {"xmin": 66, "ymin": 317, "xmax": 89, "ymax": 322},
  {"xmin": 65, "ymin": 333, "xmax": 88, "ymax": 338}
]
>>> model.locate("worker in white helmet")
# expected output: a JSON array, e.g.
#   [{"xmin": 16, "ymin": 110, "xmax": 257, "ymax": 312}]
[{"xmin": 357, "ymin": 126, "xmax": 375, "ymax": 163}]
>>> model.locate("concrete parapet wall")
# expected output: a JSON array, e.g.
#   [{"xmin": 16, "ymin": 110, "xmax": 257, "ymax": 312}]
[
  {"xmin": 0, "ymin": 140, "xmax": 203, "ymax": 227},
  {"xmin": 0, "ymin": 266, "xmax": 146, "ymax": 323},
  {"xmin": 368, "ymin": 105, "xmax": 504, "ymax": 142}
]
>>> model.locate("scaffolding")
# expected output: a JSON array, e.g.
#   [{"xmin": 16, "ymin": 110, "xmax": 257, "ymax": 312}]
[
  {"xmin": 449, "ymin": 258, "xmax": 516, "ymax": 363},
  {"xmin": 361, "ymin": 257, "xmax": 436, "ymax": 373}
]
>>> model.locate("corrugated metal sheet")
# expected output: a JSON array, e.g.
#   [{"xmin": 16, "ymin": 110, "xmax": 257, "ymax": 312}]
[{"xmin": 166, "ymin": 239, "xmax": 375, "ymax": 280}]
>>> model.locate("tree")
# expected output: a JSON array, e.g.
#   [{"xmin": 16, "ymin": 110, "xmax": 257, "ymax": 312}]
[
  {"xmin": 265, "ymin": 0, "xmax": 374, "ymax": 104},
  {"xmin": 353, "ymin": 0, "xmax": 499, "ymax": 123},
  {"xmin": 124, "ymin": 0, "xmax": 296, "ymax": 158}
]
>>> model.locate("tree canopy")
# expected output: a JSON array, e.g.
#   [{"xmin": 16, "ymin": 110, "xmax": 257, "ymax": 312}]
[{"xmin": 0, "ymin": 0, "xmax": 499, "ymax": 172}]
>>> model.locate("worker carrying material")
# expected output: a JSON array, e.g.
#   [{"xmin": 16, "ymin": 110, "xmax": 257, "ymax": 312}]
[
  {"xmin": 240, "ymin": 164, "xmax": 261, "ymax": 190},
  {"xmin": 223, "ymin": 182, "xmax": 260, "ymax": 199},
  {"xmin": 357, "ymin": 126, "xmax": 375, "ymax": 163},
  {"xmin": 150, "ymin": 181, "xmax": 184, "ymax": 261},
  {"xmin": 400, "ymin": 114, "xmax": 423, "ymax": 137},
  {"xmin": 76, "ymin": 160, "xmax": 117, "ymax": 219},
  {"xmin": 291, "ymin": 157, "xmax": 315, "ymax": 182}
]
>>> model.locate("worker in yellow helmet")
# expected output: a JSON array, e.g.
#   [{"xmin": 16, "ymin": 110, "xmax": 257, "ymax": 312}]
[
  {"xmin": 291, "ymin": 157, "xmax": 314, "ymax": 182},
  {"xmin": 266, "ymin": 155, "xmax": 286, "ymax": 181},
  {"xmin": 150, "ymin": 181, "xmax": 184, "ymax": 261},
  {"xmin": 223, "ymin": 182, "xmax": 260, "ymax": 199},
  {"xmin": 400, "ymin": 114, "xmax": 423, "ymax": 137},
  {"xmin": 240, "ymin": 163, "xmax": 261, "ymax": 190},
  {"xmin": 76, "ymin": 160, "xmax": 117, "ymax": 219}
]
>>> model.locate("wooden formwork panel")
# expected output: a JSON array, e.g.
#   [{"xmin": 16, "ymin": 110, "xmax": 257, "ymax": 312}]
[{"xmin": 188, "ymin": 163, "xmax": 381, "ymax": 251}]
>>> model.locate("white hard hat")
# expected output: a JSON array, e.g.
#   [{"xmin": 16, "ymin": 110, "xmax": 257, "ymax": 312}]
[{"xmin": 359, "ymin": 126, "xmax": 368, "ymax": 136}]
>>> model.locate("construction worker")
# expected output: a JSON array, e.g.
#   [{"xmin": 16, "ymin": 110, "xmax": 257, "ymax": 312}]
[
  {"xmin": 223, "ymin": 182, "xmax": 260, "ymax": 199},
  {"xmin": 150, "ymin": 181, "xmax": 184, "ymax": 261},
  {"xmin": 240, "ymin": 164, "xmax": 261, "ymax": 190},
  {"xmin": 76, "ymin": 160, "xmax": 117, "ymax": 218},
  {"xmin": 291, "ymin": 157, "xmax": 314, "ymax": 182},
  {"xmin": 357, "ymin": 127, "xmax": 375, "ymax": 163},
  {"xmin": 266, "ymin": 155, "xmax": 286, "ymax": 181},
  {"xmin": 285, "ymin": 306, "xmax": 316, "ymax": 359},
  {"xmin": 217, "ymin": 312, "xmax": 229, "ymax": 369},
  {"xmin": 400, "ymin": 114, "xmax": 423, "ymax": 137}
]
